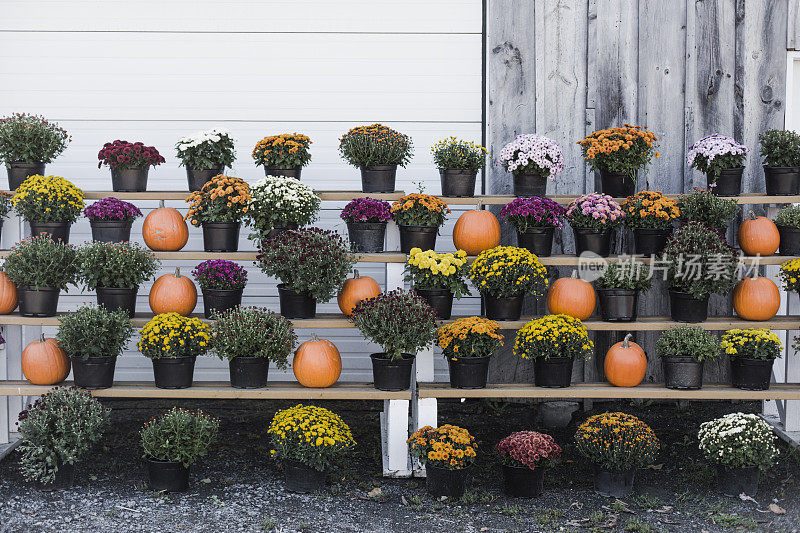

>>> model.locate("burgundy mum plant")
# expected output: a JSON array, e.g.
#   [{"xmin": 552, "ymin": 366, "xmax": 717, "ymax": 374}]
[
  {"xmin": 340, "ymin": 197, "xmax": 392, "ymax": 223},
  {"xmin": 192, "ymin": 259, "xmax": 248, "ymax": 291},
  {"xmin": 495, "ymin": 431, "xmax": 562, "ymax": 470},
  {"xmin": 500, "ymin": 196, "xmax": 566, "ymax": 231},
  {"xmin": 97, "ymin": 140, "xmax": 165, "ymax": 170},
  {"xmin": 83, "ymin": 197, "xmax": 142, "ymax": 222}
]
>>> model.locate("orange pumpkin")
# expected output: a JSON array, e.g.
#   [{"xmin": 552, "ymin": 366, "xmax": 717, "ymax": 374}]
[
  {"xmin": 293, "ymin": 334, "xmax": 342, "ymax": 387},
  {"xmin": 604, "ymin": 333, "xmax": 647, "ymax": 387},
  {"xmin": 21, "ymin": 334, "xmax": 70, "ymax": 385},
  {"xmin": 143, "ymin": 200, "xmax": 189, "ymax": 251},
  {"xmin": 337, "ymin": 270, "xmax": 381, "ymax": 316},
  {"xmin": 149, "ymin": 267, "xmax": 197, "ymax": 316},
  {"xmin": 738, "ymin": 211, "xmax": 780, "ymax": 256},
  {"xmin": 547, "ymin": 270, "xmax": 596, "ymax": 320},
  {"xmin": 452, "ymin": 203, "xmax": 501, "ymax": 256},
  {"xmin": 733, "ymin": 276, "xmax": 780, "ymax": 321},
  {"xmin": 0, "ymin": 271, "xmax": 18, "ymax": 314}
]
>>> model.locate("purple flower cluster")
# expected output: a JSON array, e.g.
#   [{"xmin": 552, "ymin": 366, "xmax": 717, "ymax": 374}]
[
  {"xmin": 566, "ymin": 193, "xmax": 625, "ymax": 229},
  {"xmin": 340, "ymin": 197, "xmax": 392, "ymax": 223},
  {"xmin": 97, "ymin": 140, "xmax": 165, "ymax": 170},
  {"xmin": 687, "ymin": 134, "xmax": 749, "ymax": 167},
  {"xmin": 497, "ymin": 134, "xmax": 565, "ymax": 177},
  {"xmin": 192, "ymin": 259, "xmax": 247, "ymax": 290},
  {"xmin": 500, "ymin": 196, "xmax": 566, "ymax": 229},
  {"xmin": 83, "ymin": 197, "xmax": 142, "ymax": 222}
]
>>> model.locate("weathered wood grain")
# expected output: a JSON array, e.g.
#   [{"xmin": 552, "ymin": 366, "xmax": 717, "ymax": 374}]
[{"xmin": 789, "ymin": 0, "xmax": 800, "ymax": 50}]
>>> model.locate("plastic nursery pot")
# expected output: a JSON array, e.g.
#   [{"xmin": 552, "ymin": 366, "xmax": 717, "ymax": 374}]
[
  {"xmin": 111, "ymin": 167, "xmax": 149, "ymax": 192},
  {"xmin": 425, "ymin": 464, "xmax": 469, "ymax": 499},
  {"xmin": 37, "ymin": 462, "xmax": 75, "ymax": 492},
  {"xmin": 593, "ymin": 467, "xmax": 635, "ymax": 498},
  {"xmin": 669, "ymin": 290, "xmax": 709, "ymax": 323},
  {"xmin": 501, "ymin": 464, "xmax": 545, "ymax": 498},
  {"xmin": 706, "ymin": 167, "xmax": 744, "ymax": 196},
  {"xmin": 277, "ymin": 284, "xmax": 316, "ymax": 319},
  {"xmin": 370, "ymin": 353, "xmax": 414, "ymax": 391},
  {"xmin": 599, "ymin": 169, "xmax": 635, "ymax": 198},
  {"xmin": 572, "ymin": 227, "xmax": 612, "ymax": 257},
  {"xmin": 776, "ymin": 225, "xmax": 800, "ymax": 256},
  {"xmin": 202, "ymin": 222, "xmax": 240, "ymax": 252},
  {"xmin": 398, "ymin": 225, "xmax": 438, "ymax": 254},
  {"xmin": 18, "ymin": 286, "xmax": 60, "ymax": 317},
  {"xmin": 147, "ymin": 459, "xmax": 190, "ymax": 492},
  {"xmin": 90, "ymin": 220, "xmax": 133, "ymax": 243},
  {"xmin": 186, "ymin": 167, "xmax": 223, "ymax": 192},
  {"xmin": 71, "ymin": 356, "xmax": 117, "ymax": 389},
  {"xmin": 596, "ymin": 289, "xmax": 638, "ymax": 322},
  {"xmin": 517, "ymin": 227, "xmax": 555, "ymax": 257},
  {"xmin": 151, "ymin": 356, "xmax": 197, "ymax": 389},
  {"xmin": 730, "ymin": 357, "xmax": 774, "ymax": 391},
  {"xmin": 764, "ymin": 166, "xmax": 800, "ymax": 196},
  {"xmin": 96, "ymin": 287, "xmax": 138, "ymax": 318},
  {"xmin": 716, "ymin": 464, "xmax": 759, "ymax": 497},
  {"xmin": 534, "ymin": 357, "xmax": 574, "ymax": 388},
  {"xmin": 228, "ymin": 356, "xmax": 269, "ymax": 389},
  {"xmin": 346, "ymin": 221, "xmax": 387, "ymax": 253},
  {"xmin": 283, "ymin": 459, "xmax": 326, "ymax": 493},
  {"xmin": 512, "ymin": 172, "xmax": 547, "ymax": 197},
  {"xmin": 633, "ymin": 227, "xmax": 672, "ymax": 256},
  {"xmin": 266, "ymin": 223, "xmax": 299, "ymax": 241},
  {"xmin": 29, "ymin": 221, "xmax": 71, "ymax": 243},
  {"xmin": 447, "ymin": 356, "xmax": 490, "ymax": 389},
  {"xmin": 7, "ymin": 161, "xmax": 46, "ymax": 190},
  {"xmin": 360, "ymin": 165, "xmax": 397, "ymax": 193},
  {"xmin": 662, "ymin": 356, "xmax": 704, "ymax": 390},
  {"xmin": 482, "ymin": 292, "xmax": 524, "ymax": 321},
  {"xmin": 202, "ymin": 288, "xmax": 243, "ymax": 319},
  {"xmin": 439, "ymin": 169, "xmax": 477, "ymax": 197},
  {"xmin": 265, "ymin": 166, "xmax": 302, "ymax": 179},
  {"xmin": 414, "ymin": 288, "xmax": 454, "ymax": 320}
]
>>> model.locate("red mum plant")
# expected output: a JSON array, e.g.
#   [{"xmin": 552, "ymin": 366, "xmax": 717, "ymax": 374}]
[
  {"xmin": 97, "ymin": 140, "xmax": 165, "ymax": 170},
  {"xmin": 495, "ymin": 431, "xmax": 562, "ymax": 470}
]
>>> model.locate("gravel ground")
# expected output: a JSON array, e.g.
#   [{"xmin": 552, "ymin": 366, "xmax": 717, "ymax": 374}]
[{"xmin": 1, "ymin": 398, "xmax": 800, "ymax": 532}]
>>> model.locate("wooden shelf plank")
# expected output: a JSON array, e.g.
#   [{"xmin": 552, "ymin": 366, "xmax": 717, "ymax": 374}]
[
  {"xmin": 0, "ymin": 380, "xmax": 410, "ymax": 400},
  {"xmin": 76, "ymin": 191, "xmax": 407, "ymax": 201},
  {"xmin": 441, "ymin": 194, "xmax": 800, "ymax": 206},
  {"xmin": 417, "ymin": 382, "xmax": 800, "ymax": 400}
]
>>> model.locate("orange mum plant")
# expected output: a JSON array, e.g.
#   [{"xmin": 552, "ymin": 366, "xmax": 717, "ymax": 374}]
[
  {"xmin": 185, "ymin": 174, "xmax": 251, "ymax": 226},
  {"xmin": 252, "ymin": 133, "xmax": 312, "ymax": 169},
  {"xmin": 408, "ymin": 424, "xmax": 477, "ymax": 470},
  {"xmin": 578, "ymin": 124, "xmax": 659, "ymax": 183},
  {"xmin": 621, "ymin": 190, "xmax": 680, "ymax": 230},
  {"xmin": 391, "ymin": 193, "xmax": 450, "ymax": 227},
  {"xmin": 436, "ymin": 316, "xmax": 504, "ymax": 360}
]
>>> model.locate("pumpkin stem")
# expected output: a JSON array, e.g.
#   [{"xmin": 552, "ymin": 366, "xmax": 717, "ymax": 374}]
[
  {"xmin": 311, "ymin": 333, "xmax": 319, "ymax": 342},
  {"xmin": 39, "ymin": 333, "xmax": 45, "ymax": 343},
  {"xmin": 476, "ymin": 199, "xmax": 483, "ymax": 210},
  {"xmin": 159, "ymin": 200, "xmax": 165, "ymax": 209},
  {"xmin": 622, "ymin": 333, "xmax": 633, "ymax": 348},
  {"xmin": 174, "ymin": 267, "xmax": 181, "ymax": 278},
  {"xmin": 353, "ymin": 269, "xmax": 360, "ymax": 279},
  {"xmin": 570, "ymin": 270, "xmax": 579, "ymax": 279},
  {"xmin": 748, "ymin": 210, "xmax": 757, "ymax": 220}
]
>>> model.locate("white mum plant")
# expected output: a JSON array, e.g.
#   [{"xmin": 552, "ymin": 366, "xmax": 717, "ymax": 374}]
[
  {"xmin": 698, "ymin": 412, "xmax": 779, "ymax": 470},
  {"xmin": 247, "ymin": 176, "xmax": 320, "ymax": 241},
  {"xmin": 175, "ymin": 128, "xmax": 236, "ymax": 169}
]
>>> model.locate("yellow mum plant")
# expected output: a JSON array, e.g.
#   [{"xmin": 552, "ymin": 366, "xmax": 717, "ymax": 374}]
[
  {"xmin": 721, "ymin": 328, "xmax": 782, "ymax": 361},
  {"xmin": 574, "ymin": 412, "xmax": 660, "ymax": 471},
  {"xmin": 469, "ymin": 245, "xmax": 548, "ymax": 297},
  {"xmin": 514, "ymin": 314, "xmax": 593, "ymax": 361},
  {"xmin": 184, "ymin": 174, "xmax": 251, "ymax": 226},
  {"xmin": 252, "ymin": 133, "xmax": 312, "ymax": 169},
  {"xmin": 138, "ymin": 312, "xmax": 210, "ymax": 360},
  {"xmin": 408, "ymin": 424, "xmax": 477, "ymax": 470},
  {"xmin": 780, "ymin": 258, "xmax": 800, "ymax": 292},
  {"xmin": 405, "ymin": 248, "xmax": 469, "ymax": 296},
  {"xmin": 11, "ymin": 174, "xmax": 84, "ymax": 223},
  {"xmin": 621, "ymin": 190, "xmax": 680, "ymax": 230},
  {"xmin": 437, "ymin": 316, "xmax": 503, "ymax": 359},
  {"xmin": 391, "ymin": 193, "xmax": 450, "ymax": 227}
]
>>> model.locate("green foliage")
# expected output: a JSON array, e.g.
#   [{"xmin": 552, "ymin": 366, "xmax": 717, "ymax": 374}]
[
  {"xmin": 759, "ymin": 129, "xmax": 800, "ymax": 167},
  {"xmin": 140, "ymin": 407, "xmax": 220, "ymax": 467},
  {"xmin": 79, "ymin": 241, "xmax": 160, "ymax": 289},
  {"xmin": 595, "ymin": 262, "xmax": 652, "ymax": 291},
  {"xmin": 211, "ymin": 306, "xmax": 296, "ymax": 366},
  {"xmin": 338, "ymin": 123, "xmax": 413, "ymax": 167},
  {"xmin": 656, "ymin": 325, "xmax": 721, "ymax": 362},
  {"xmin": 774, "ymin": 204, "xmax": 800, "ymax": 228},
  {"xmin": 662, "ymin": 221, "xmax": 737, "ymax": 299},
  {"xmin": 56, "ymin": 305, "xmax": 133, "ymax": 360},
  {"xmin": 0, "ymin": 113, "xmax": 70, "ymax": 164},
  {"xmin": 2, "ymin": 235, "xmax": 79, "ymax": 290},
  {"xmin": 431, "ymin": 137, "xmax": 487, "ymax": 171},
  {"xmin": 678, "ymin": 189, "xmax": 739, "ymax": 229}
]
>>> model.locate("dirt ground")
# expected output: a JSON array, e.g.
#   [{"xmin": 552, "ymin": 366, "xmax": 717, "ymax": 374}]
[{"xmin": 1, "ymin": 398, "xmax": 799, "ymax": 533}]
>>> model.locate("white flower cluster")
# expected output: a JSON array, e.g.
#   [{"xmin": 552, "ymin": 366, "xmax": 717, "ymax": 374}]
[
  {"xmin": 248, "ymin": 175, "xmax": 320, "ymax": 228},
  {"xmin": 698, "ymin": 412, "xmax": 779, "ymax": 469},
  {"xmin": 498, "ymin": 134, "xmax": 564, "ymax": 177},
  {"xmin": 686, "ymin": 133, "xmax": 749, "ymax": 167},
  {"xmin": 176, "ymin": 128, "xmax": 234, "ymax": 153}
]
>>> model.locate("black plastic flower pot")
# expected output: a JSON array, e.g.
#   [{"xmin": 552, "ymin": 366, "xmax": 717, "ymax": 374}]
[
  {"xmin": 96, "ymin": 286, "xmax": 138, "ymax": 318},
  {"xmin": 398, "ymin": 224, "xmax": 438, "ymax": 253},
  {"xmin": 186, "ymin": 167, "xmax": 223, "ymax": 192},
  {"xmin": 716, "ymin": 465, "xmax": 759, "ymax": 497},
  {"xmin": 29, "ymin": 221, "xmax": 71, "ymax": 243},
  {"xmin": 71, "ymin": 356, "xmax": 117, "ymax": 389},
  {"xmin": 37, "ymin": 462, "xmax": 75, "ymax": 492},
  {"xmin": 764, "ymin": 166, "xmax": 800, "ymax": 196},
  {"xmin": 151, "ymin": 356, "xmax": 196, "ymax": 389},
  {"xmin": 597, "ymin": 289, "xmax": 638, "ymax": 322},
  {"xmin": 414, "ymin": 288, "xmax": 454, "ymax": 319},
  {"xmin": 662, "ymin": 356, "xmax": 704, "ymax": 390},
  {"xmin": 265, "ymin": 166, "xmax": 302, "ymax": 179},
  {"xmin": 111, "ymin": 167, "xmax": 149, "ymax": 192},
  {"xmin": 202, "ymin": 288, "xmax": 243, "ymax": 319},
  {"xmin": 599, "ymin": 169, "xmax": 635, "ymax": 198},
  {"xmin": 202, "ymin": 222, "xmax": 240, "ymax": 252},
  {"xmin": 229, "ymin": 356, "xmax": 269, "ymax": 389},
  {"xmin": 7, "ymin": 161, "xmax": 45, "ymax": 190},
  {"xmin": 360, "ymin": 165, "xmax": 397, "ymax": 193},
  {"xmin": 669, "ymin": 290, "xmax": 709, "ymax": 323},
  {"xmin": 517, "ymin": 227, "xmax": 555, "ymax": 257},
  {"xmin": 426, "ymin": 464, "xmax": 468, "ymax": 499},
  {"xmin": 277, "ymin": 284, "xmax": 316, "ymax": 319},
  {"xmin": 370, "ymin": 353, "xmax": 414, "ymax": 391},
  {"xmin": 346, "ymin": 221, "xmax": 387, "ymax": 252},
  {"xmin": 512, "ymin": 172, "xmax": 547, "ymax": 197},
  {"xmin": 18, "ymin": 286, "xmax": 60, "ymax": 317},
  {"xmin": 447, "ymin": 356, "xmax": 490, "ymax": 389},
  {"xmin": 706, "ymin": 167, "xmax": 744, "ymax": 196},
  {"xmin": 633, "ymin": 227, "xmax": 672, "ymax": 256},
  {"xmin": 731, "ymin": 357, "xmax": 773, "ymax": 391},
  {"xmin": 593, "ymin": 467, "xmax": 635, "ymax": 498},
  {"xmin": 90, "ymin": 220, "xmax": 133, "ymax": 243},
  {"xmin": 439, "ymin": 169, "xmax": 477, "ymax": 197},
  {"xmin": 147, "ymin": 459, "xmax": 190, "ymax": 492},
  {"xmin": 776, "ymin": 225, "xmax": 800, "ymax": 256},
  {"xmin": 534, "ymin": 357, "xmax": 574, "ymax": 388},
  {"xmin": 483, "ymin": 292, "xmax": 524, "ymax": 321},
  {"xmin": 572, "ymin": 227, "xmax": 612, "ymax": 257},
  {"xmin": 283, "ymin": 459, "xmax": 326, "ymax": 493},
  {"xmin": 266, "ymin": 223, "xmax": 300, "ymax": 240},
  {"xmin": 502, "ymin": 464, "xmax": 544, "ymax": 498}
]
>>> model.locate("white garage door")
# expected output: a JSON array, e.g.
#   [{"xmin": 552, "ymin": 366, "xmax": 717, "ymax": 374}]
[{"xmin": 0, "ymin": 0, "xmax": 483, "ymax": 382}]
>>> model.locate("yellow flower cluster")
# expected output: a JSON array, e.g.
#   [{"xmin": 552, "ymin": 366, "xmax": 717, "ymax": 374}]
[
  {"xmin": 252, "ymin": 133, "xmax": 312, "ymax": 166},
  {"xmin": 578, "ymin": 124, "xmax": 659, "ymax": 159},
  {"xmin": 408, "ymin": 424, "xmax": 476, "ymax": 469},
  {"xmin": 408, "ymin": 248, "xmax": 467, "ymax": 277},
  {"xmin": 574, "ymin": 412, "xmax": 660, "ymax": 471},
  {"xmin": 621, "ymin": 190, "xmax": 680, "ymax": 228},
  {"xmin": 185, "ymin": 174, "xmax": 251, "ymax": 226},
  {"xmin": 780, "ymin": 258, "xmax": 800, "ymax": 292},
  {"xmin": 721, "ymin": 328, "xmax": 781, "ymax": 357},
  {"xmin": 391, "ymin": 193, "xmax": 450, "ymax": 214},
  {"xmin": 469, "ymin": 245, "xmax": 549, "ymax": 297},
  {"xmin": 437, "ymin": 316, "xmax": 503, "ymax": 358},
  {"xmin": 514, "ymin": 314, "xmax": 593, "ymax": 361},
  {"xmin": 137, "ymin": 312, "xmax": 210, "ymax": 359},
  {"xmin": 267, "ymin": 404, "xmax": 355, "ymax": 470},
  {"xmin": 11, "ymin": 174, "xmax": 84, "ymax": 222}
]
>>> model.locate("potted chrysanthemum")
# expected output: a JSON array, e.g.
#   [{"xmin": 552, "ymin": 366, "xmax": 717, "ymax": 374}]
[
  {"xmin": 514, "ymin": 314, "xmax": 593, "ymax": 388},
  {"xmin": 500, "ymin": 196, "xmax": 565, "ymax": 257},
  {"xmin": 83, "ymin": 197, "xmax": 142, "ymax": 243},
  {"xmin": 774, "ymin": 204, "xmax": 800, "ymax": 255},
  {"xmin": 0, "ymin": 113, "xmax": 70, "ymax": 190},
  {"xmin": 185, "ymin": 174, "xmax": 250, "ymax": 252},
  {"xmin": 578, "ymin": 125, "xmax": 659, "ymax": 197},
  {"xmin": 408, "ymin": 424, "xmax": 476, "ymax": 498},
  {"xmin": 390, "ymin": 193, "xmax": 450, "ymax": 253},
  {"xmin": 138, "ymin": 313, "xmax": 211, "ymax": 389},
  {"xmin": 687, "ymin": 134, "xmax": 749, "ymax": 196},
  {"xmin": 193, "ymin": 259, "xmax": 247, "ymax": 319},
  {"xmin": 12, "ymin": 174, "xmax": 84, "ymax": 242},
  {"xmin": 565, "ymin": 193, "xmax": 625, "ymax": 257},
  {"xmin": 175, "ymin": 128, "xmax": 236, "ymax": 191},
  {"xmin": 759, "ymin": 129, "xmax": 800, "ymax": 195},
  {"xmin": 97, "ymin": 140, "xmax": 165, "ymax": 192},
  {"xmin": 621, "ymin": 190, "xmax": 680, "ymax": 255},
  {"xmin": 498, "ymin": 134, "xmax": 564, "ymax": 196},
  {"xmin": 722, "ymin": 328, "xmax": 781, "ymax": 391},
  {"xmin": 339, "ymin": 124, "xmax": 413, "ymax": 193},
  {"xmin": 496, "ymin": 431, "xmax": 561, "ymax": 498},
  {"xmin": 656, "ymin": 325, "xmax": 720, "ymax": 390},
  {"xmin": 405, "ymin": 248, "xmax": 469, "ymax": 319},
  {"xmin": 432, "ymin": 137, "xmax": 487, "ymax": 197},
  {"xmin": 594, "ymin": 261, "xmax": 652, "ymax": 322},
  {"xmin": 340, "ymin": 197, "xmax": 392, "ymax": 252},
  {"xmin": 678, "ymin": 188, "xmax": 739, "ymax": 238},
  {"xmin": 252, "ymin": 133, "xmax": 312, "ymax": 179},
  {"xmin": 247, "ymin": 175, "xmax": 320, "ymax": 242},
  {"xmin": 436, "ymin": 316, "xmax": 503, "ymax": 389}
]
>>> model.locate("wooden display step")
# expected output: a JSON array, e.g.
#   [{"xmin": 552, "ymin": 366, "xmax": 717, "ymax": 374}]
[
  {"xmin": 79, "ymin": 191, "xmax": 406, "ymax": 201},
  {"xmin": 443, "ymin": 194, "xmax": 800, "ymax": 206},
  {"xmin": 417, "ymin": 382, "xmax": 800, "ymax": 400},
  {"xmin": 0, "ymin": 380, "xmax": 410, "ymax": 400}
]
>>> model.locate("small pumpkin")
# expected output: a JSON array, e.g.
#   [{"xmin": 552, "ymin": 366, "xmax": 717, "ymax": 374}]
[
  {"xmin": 546, "ymin": 270, "xmax": 596, "ymax": 320},
  {"xmin": 604, "ymin": 333, "xmax": 647, "ymax": 387},
  {"xmin": 21, "ymin": 334, "xmax": 70, "ymax": 385},
  {"xmin": 733, "ymin": 275, "xmax": 780, "ymax": 321},
  {"xmin": 452, "ymin": 202, "xmax": 501, "ymax": 256},
  {"xmin": 337, "ymin": 270, "xmax": 381, "ymax": 316},
  {"xmin": 143, "ymin": 200, "xmax": 189, "ymax": 251},
  {"xmin": 0, "ymin": 271, "xmax": 18, "ymax": 314},
  {"xmin": 738, "ymin": 210, "xmax": 780, "ymax": 256},
  {"xmin": 149, "ymin": 267, "xmax": 197, "ymax": 316},
  {"xmin": 293, "ymin": 334, "xmax": 342, "ymax": 388}
]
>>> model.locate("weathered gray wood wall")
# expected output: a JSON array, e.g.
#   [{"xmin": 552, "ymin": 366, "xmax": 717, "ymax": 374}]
[{"xmin": 486, "ymin": 0, "xmax": 792, "ymax": 384}]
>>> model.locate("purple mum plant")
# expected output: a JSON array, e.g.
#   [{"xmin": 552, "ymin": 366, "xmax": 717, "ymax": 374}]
[
  {"xmin": 83, "ymin": 197, "xmax": 142, "ymax": 222},
  {"xmin": 500, "ymin": 196, "xmax": 566, "ymax": 231},
  {"xmin": 192, "ymin": 259, "xmax": 247, "ymax": 291},
  {"xmin": 687, "ymin": 134, "xmax": 749, "ymax": 180},
  {"xmin": 497, "ymin": 134, "xmax": 564, "ymax": 178},
  {"xmin": 340, "ymin": 197, "xmax": 392, "ymax": 223},
  {"xmin": 565, "ymin": 193, "xmax": 625, "ymax": 230}
]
